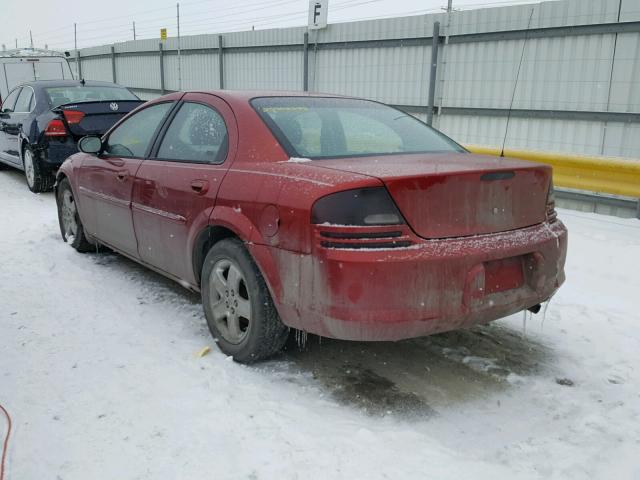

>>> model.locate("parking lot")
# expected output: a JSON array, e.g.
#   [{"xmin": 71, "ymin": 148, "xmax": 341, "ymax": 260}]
[{"xmin": 1, "ymin": 168, "xmax": 639, "ymax": 479}]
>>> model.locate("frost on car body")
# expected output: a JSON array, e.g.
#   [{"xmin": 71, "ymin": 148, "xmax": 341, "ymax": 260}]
[{"xmin": 56, "ymin": 90, "xmax": 567, "ymax": 361}]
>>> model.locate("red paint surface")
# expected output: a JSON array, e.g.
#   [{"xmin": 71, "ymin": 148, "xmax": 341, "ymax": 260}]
[
  {"xmin": 59, "ymin": 90, "xmax": 568, "ymax": 341},
  {"xmin": 76, "ymin": 155, "xmax": 143, "ymax": 257},
  {"xmin": 313, "ymin": 154, "xmax": 550, "ymax": 238},
  {"xmin": 483, "ymin": 256, "xmax": 524, "ymax": 295}
]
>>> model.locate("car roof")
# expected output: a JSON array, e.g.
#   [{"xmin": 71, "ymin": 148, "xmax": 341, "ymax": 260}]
[
  {"xmin": 0, "ymin": 48, "xmax": 67, "ymax": 58},
  {"xmin": 186, "ymin": 89, "xmax": 352, "ymax": 103},
  {"xmin": 142, "ymin": 90, "xmax": 368, "ymax": 118}
]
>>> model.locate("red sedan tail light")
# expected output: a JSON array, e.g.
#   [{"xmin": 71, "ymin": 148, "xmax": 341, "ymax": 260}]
[
  {"xmin": 62, "ymin": 110, "xmax": 86, "ymax": 125},
  {"xmin": 315, "ymin": 225, "xmax": 414, "ymax": 249},
  {"xmin": 311, "ymin": 187, "xmax": 405, "ymax": 226},
  {"xmin": 311, "ymin": 187, "xmax": 412, "ymax": 249},
  {"xmin": 44, "ymin": 119, "xmax": 68, "ymax": 137}
]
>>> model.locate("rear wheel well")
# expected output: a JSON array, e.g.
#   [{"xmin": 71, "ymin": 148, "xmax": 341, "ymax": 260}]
[
  {"xmin": 21, "ymin": 140, "xmax": 28, "ymax": 160},
  {"xmin": 21, "ymin": 140, "xmax": 39, "ymax": 167},
  {"xmin": 193, "ymin": 226, "xmax": 239, "ymax": 286},
  {"xmin": 55, "ymin": 171, "xmax": 68, "ymax": 191}
]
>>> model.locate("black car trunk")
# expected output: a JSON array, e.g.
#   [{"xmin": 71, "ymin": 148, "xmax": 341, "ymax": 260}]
[{"xmin": 54, "ymin": 100, "xmax": 144, "ymax": 137}]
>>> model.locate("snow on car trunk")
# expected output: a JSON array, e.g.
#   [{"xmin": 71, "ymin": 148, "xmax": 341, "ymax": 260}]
[{"xmin": 0, "ymin": 169, "xmax": 638, "ymax": 479}]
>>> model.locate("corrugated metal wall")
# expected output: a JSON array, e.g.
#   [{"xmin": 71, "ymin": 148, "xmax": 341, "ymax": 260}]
[
  {"xmin": 439, "ymin": 34, "xmax": 616, "ymax": 111},
  {"xmin": 69, "ymin": 0, "xmax": 640, "ymax": 159},
  {"xmin": 115, "ymin": 55, "xmax": 162, "ymax": 91},
  {"xmin": 225, "ymin": 51, "xmax": 302, "ymax": 90},
  {"xmin": 166, "ymin": 53, "xmax": 220, "ymax": 90},
  {"xmin": 78, "ymin": 57, "xmax": 112, "ymax": 83},
  {"xmin": 315, "ymin": 45, "xmax": 431, "ymax": 105}
]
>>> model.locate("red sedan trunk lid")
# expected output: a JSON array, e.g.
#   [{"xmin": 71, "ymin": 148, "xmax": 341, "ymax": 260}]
[{"xmin": 313, "ymin": 153, "xmax": 551, "ymax": 239}]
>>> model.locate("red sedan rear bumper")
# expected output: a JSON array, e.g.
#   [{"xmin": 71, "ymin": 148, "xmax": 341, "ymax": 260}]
[{"xmin": 254, "ymin": 220, "xmax": 567, "ymax": 341}]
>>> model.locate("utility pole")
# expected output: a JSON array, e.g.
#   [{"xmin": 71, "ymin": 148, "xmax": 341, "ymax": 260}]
[
  {"xmin": 74, "ymin": 23, "xmax": 80, "ymax": 79},
  {"xmin": 133, "ymin": 21, "xmax": 136, "ymax": 41},
  {"xmin": 15, "ymin": 39, "xmax": 17, "ymax": 49},
  {"xmin": 29, "ymin": 30, "xmax": 33, "ymax": 48},
  {"xmin": 177, "ymin": 2, "xmax": 182, "ymax": 90},
  {"xmin": 426, "ymin": 21, "xmax": 440, "ymax": 125},
  {"xmin": 447, "ymin": 0, "xmax": 453, "ymax": 12}
]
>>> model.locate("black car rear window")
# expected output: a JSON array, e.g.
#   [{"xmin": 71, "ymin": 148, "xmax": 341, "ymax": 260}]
[
  {"xmin": 251, "ymin": 96, "xmax": 465, "ymax": 160},
  {"xmin": 45, "ymin": 86, "xmax": 139, "ymax": 108}
]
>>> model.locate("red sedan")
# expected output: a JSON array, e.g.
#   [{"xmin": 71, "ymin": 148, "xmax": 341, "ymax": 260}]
[{"xmin": 55, "ymin": 91, "xmax": 567, "ymax": 362}]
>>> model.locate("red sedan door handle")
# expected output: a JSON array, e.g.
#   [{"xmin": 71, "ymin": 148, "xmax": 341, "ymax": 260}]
[
  {"xmin": 190, "ymin": 180, "xmax": 209, "ymax": 195},
  {"xmin": 116, "ymin": 171, "xmax": 128, "ymax": 182}
]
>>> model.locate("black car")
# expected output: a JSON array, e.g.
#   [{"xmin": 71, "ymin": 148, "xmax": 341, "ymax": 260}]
[{"xmin": 0, "ymin": 80, "xmax": 143, "ymax": 192}]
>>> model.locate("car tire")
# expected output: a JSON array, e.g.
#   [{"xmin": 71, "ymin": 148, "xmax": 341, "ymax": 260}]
[
  {"xmin": 23, "ymin": 145, "xmax": 55, "ymax": 193},
  {"xmin": 201, "ymin": 238, "xmax": 289, "ymax": 363},
  {"xmin": 56, "ymin": 177, "xmax": 94, "ymax": 253}
]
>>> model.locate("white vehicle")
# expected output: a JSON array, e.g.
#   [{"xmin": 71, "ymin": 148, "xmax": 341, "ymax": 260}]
[{"xmin": 0, "ymin": 48, "xmax": 74, "ymax": 102}]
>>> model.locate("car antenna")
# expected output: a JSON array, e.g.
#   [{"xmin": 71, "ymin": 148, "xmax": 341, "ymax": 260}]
[{"xmin": 500, "ymin": 8, "xmax": 534, "ymax": 157}]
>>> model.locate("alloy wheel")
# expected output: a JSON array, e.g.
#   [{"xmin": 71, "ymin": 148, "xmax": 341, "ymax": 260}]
[
  {"xmin": 61, "ymin": 189, "xmax": 79, "ymax": 240},
  {"xmin": 24, "ymin": 150, "xmax": 35, "ymax": 187},
  {"xmin": 208, "ymin": 258, "xmax": 252, "ymax": 344}
]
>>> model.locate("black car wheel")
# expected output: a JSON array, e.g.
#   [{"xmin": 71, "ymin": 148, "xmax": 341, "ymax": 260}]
[
  {"xmin": 201, "ymin": 238, "xmax": 289, "ymax": 363},
  {"xmin": 56, "ymin": 177, "xmax": 94, "ymax": 253},
  {"xmin": 23, "ymin": 145, "xmax": 55, "ymax": 193}
]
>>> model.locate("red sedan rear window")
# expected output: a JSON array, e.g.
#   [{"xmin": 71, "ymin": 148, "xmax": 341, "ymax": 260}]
[{"xmin": 251, "ymin": 96, "xmax": 465, "ymax": 160}]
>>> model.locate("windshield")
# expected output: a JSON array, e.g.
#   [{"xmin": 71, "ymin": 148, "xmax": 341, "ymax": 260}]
[
  {"xmin": 45, "ymin": 85, "xmax": 139, "ymax": 108},
  {"xmin": 251, "ymin": 96, "xmax": 465, "ymax": 160}
]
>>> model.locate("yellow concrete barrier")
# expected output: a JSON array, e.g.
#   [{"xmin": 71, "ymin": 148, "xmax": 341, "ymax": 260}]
[{"xmin": 466, "ymin": 145, "xmax": 640, "ymax": 198}]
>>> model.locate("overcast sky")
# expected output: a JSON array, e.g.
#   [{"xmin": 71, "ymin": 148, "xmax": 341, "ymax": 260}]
[{"xmin": 1, "ymin": 0, "xmax": 541, "ymax": 51}]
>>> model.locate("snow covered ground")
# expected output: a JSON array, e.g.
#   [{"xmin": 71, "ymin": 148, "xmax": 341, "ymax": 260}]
[{"xmin": 1, "ymin": 168, "xmax": 639, "ymax": 480}]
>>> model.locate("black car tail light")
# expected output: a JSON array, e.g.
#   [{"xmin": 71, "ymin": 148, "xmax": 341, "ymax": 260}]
[
  {"xmin": 312, "ymin": 187, "xmax": 413, "ymax": 249},
  {"xmin": 44, "ymin": 119, "xmax": 68, "ymax": 137},
  {"xmin": 311, "ymin": 187, "xmax": 405, "ymax": 226},
  {"xmin": 62, "ymin": 110, "xmax": 86, "ymax": 125}
]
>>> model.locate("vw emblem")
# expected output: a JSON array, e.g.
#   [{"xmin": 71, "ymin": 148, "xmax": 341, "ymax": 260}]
[{"xmin": 109, "ymin": 102, "xmax": 119, "ymax": 111}]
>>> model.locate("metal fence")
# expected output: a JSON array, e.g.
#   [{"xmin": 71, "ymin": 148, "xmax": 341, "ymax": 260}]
[{"xmin": 69, "ymin": 0, "xmax": 640, "ymax": 159}]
